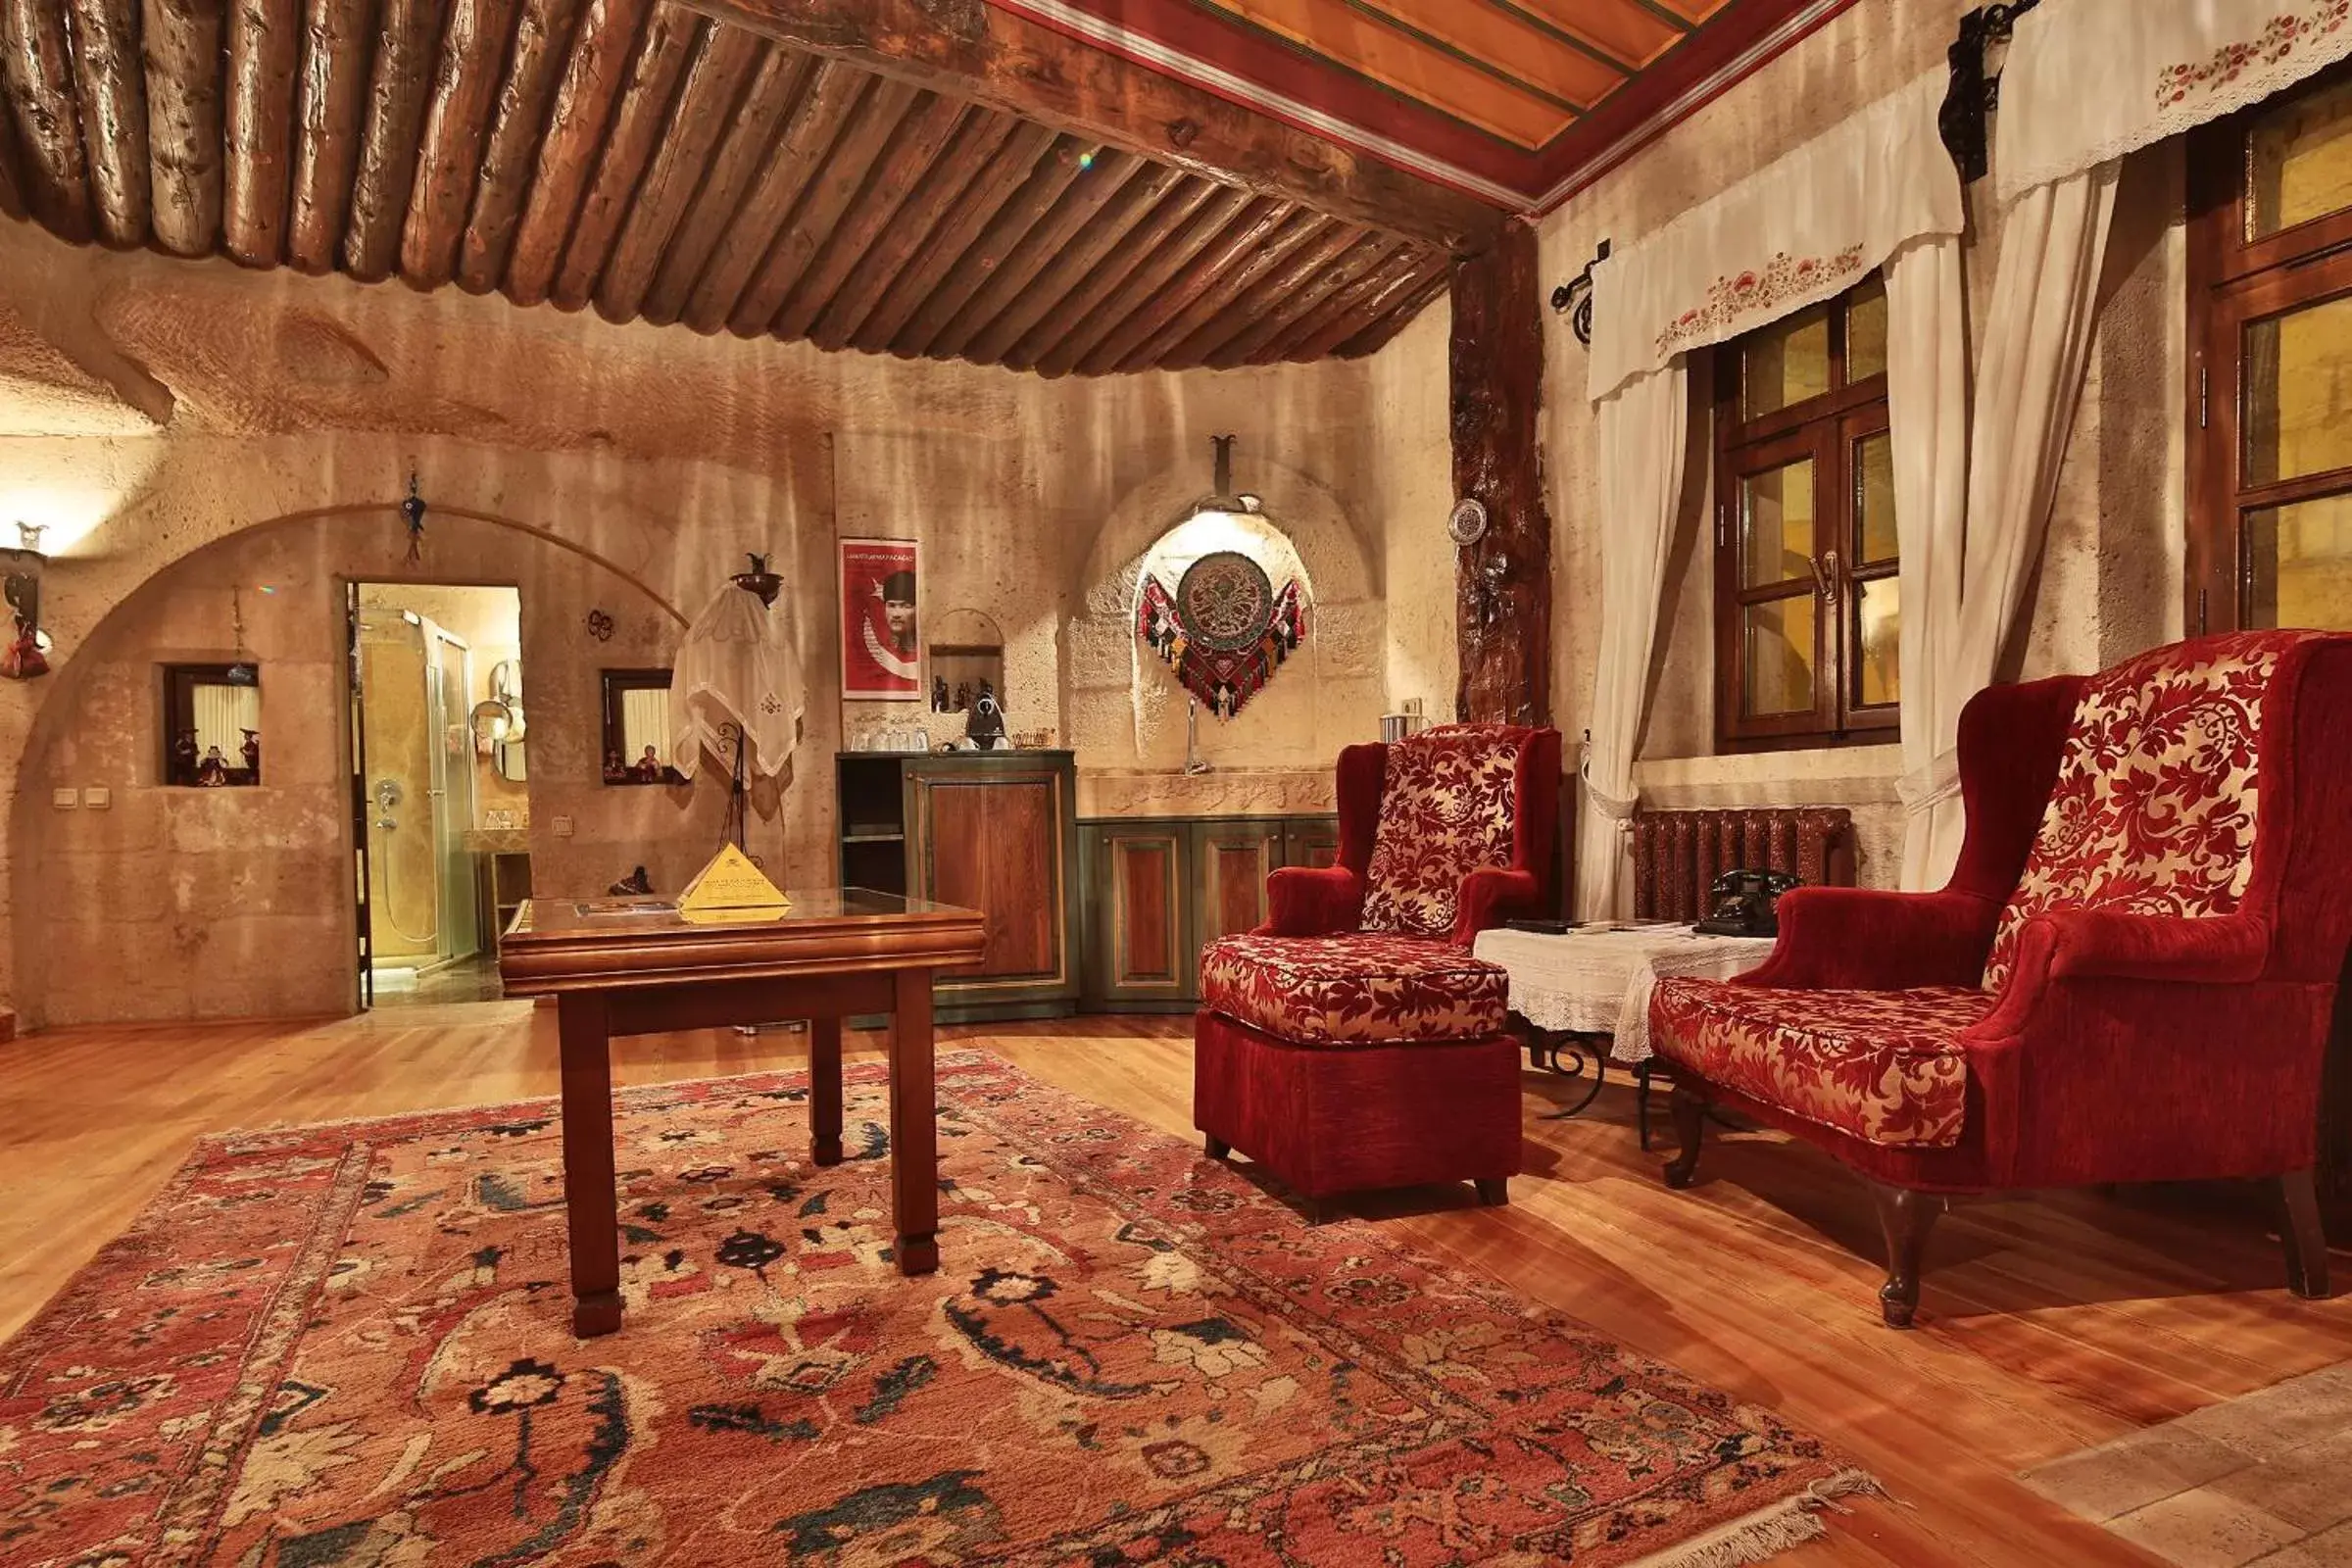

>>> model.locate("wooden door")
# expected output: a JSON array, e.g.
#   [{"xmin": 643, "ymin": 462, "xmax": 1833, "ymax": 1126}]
[{"xmin": 912, "ymin": 771, "xmax": 1062, "ymax": 986}]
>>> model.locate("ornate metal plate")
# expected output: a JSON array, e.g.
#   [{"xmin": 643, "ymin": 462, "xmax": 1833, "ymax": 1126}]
[
  {"xmin": 1175, "ymin": 551, "xmax": 1276, "ymax": 654},
  {"xmin": 1447, "ymin": 496, "xmax": 1489, "ymax": 546}
]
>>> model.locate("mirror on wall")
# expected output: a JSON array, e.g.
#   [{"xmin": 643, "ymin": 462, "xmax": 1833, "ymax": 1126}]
[
  {"xmin": 601, "ymin": 668, "xmax": 683, "ymax": 784},
  {"xmin": 162, "ymin": 663, "xmax": 262, "ymax": 787},
  {"xmin": 474, "ymin": 659, "xmax": 527, "ymax": 783}
]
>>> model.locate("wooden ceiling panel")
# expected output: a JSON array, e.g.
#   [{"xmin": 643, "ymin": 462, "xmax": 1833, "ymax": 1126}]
[
  {"xmin": 1198, "ymin": 0, "xmax": 1590, "ymax": 146},
  {"xmin": 0, "ymin": 0, "xmax": 1451, "ymax": 374},
  {"xmin": 1482, "ymin": 0, "xmax": 1687, "ymax": 69}
]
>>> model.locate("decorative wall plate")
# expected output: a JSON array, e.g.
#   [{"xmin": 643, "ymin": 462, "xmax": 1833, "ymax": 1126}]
[
  {"xmin": 1175, "ymin": 551, "xmax": 1276, "ymax": 654},
  {"xmin": 1447, "ymin": 497, "xmax": 1489, "ymax": 546}
]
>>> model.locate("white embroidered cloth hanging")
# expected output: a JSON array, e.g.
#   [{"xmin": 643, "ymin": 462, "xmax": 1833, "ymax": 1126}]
[
  {"xmin": 669, "ymin": 582, "xmax": 807, "ymax": 779},
  {"xmin": 1996, "ymin": 0, "xmax": 2352, "ymax": 205},
  {"xmin": 1587, "ymin": 69, "xmax": 1960, "ymax": 404}
]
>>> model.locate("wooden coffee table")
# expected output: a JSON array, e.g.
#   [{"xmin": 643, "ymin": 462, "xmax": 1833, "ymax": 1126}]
[{"xmin": 498, "ymin": 888, "xmax": 987, "ymax": 1337}]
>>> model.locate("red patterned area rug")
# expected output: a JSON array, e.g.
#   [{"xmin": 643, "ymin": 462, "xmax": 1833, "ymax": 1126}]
[{"xmin": 2, "ymin": 1052, "xmax": 1873, "ymax": 1566}]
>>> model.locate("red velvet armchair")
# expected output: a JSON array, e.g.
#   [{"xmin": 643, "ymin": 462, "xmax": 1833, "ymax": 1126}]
[
  {"xmin": 1193, "ymin": 723, "xmax": 1561, "ymax": 1215},
  {"xmin": 1650, "ymin": 632, "xmax": 2352, "ymax": 1326}
]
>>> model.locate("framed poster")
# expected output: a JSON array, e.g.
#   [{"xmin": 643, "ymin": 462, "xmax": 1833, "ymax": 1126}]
[{"xmin": 839, "ymin": 536, "xmax": 922, "ymax": 700}]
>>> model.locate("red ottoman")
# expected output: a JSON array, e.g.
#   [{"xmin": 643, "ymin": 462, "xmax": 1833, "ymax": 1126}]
[{"xmin": 1193, "ymin": 934, "xmax": 1522, "ymax": 1213}]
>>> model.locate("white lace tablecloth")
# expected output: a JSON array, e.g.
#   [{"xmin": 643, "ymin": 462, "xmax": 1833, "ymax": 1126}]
[{"xmin": 1470, "ymin": 925, "xmax": 1780, "ymax": 1064}]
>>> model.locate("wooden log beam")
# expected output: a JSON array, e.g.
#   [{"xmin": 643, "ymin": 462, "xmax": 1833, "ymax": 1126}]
[
  {"xmin": 926, "ymin": 149, "xmax": 1157, "ymax": 364},
  {"xmin": 66, "ymin": 0, "xmax": 152, "ymax": 245},
  {"xmin": 805, "ymin": 106, "xmax": 1012, "ymax": 351},
  {"xmin": 345, "ymin": 0, "xmax": 447, "ymax": 280},
  {"xmin": 1104, "ymin": 207, "xmax": 1326, "ymax": 373},
  {"xmin": 401, "ymin": 0, "xmax": 523, "ymax": 287},
  {"xmin": 1025, "ymin": 181, "xmax": 1247, "ymax": 377},
  {"xmin": 1159, "ymin": 219, "xmax": 1359, "ymax": 369},
  {"xmin": 725, "ymin": 74, "xmax": 918, "ymax": 334},
  {"xmin": 1, "ymin": 0, "xmax": 97, "ymax": 241},
  {"xmin": 765, "ymin": 89, "xmax": 967, "ymax": 344},
  {"xmin": 500, "ymin": 0, "xmax": 648, "ymax": 304},
  {"xmin": 1207, "ymin": 231, "xmax": 1400, "ymax": 368},
  {"xmin": 142, "ymin": 0, "xmax": 225, "ymax": 254},
  {"xmin": 223, "ymin": 0, "xmax": 300, "ymax": 265},
  {"xmin": 637, "ymin": 41, "xmax": 808, "ymax": 325},
  {"xmin": 1450, "ymin": 219, "xmax": 1548, "ymax": 727},
  {"xmin": 547, "ymin": 3, "xmax": 698, "ymax": 311},
  {"xmin": 590, "ymin": 19, "xmax": 761, "ymax": 321},
  {"xmin": 677, "ymin": 0, "xmax": 1500, "ymax": 254},
  {"xmin": 286, "ymin": 0, "xmax": 379, "ymax": 272},
  {"xmin": 1263, "ymin": 239, "xmax": 1420, "ymax": 361},
  {"xmin": 1003, "ymin": 175, "xmax": 1214, "ymax": 371},
  {"xmin": 675, "ymin": 55, "xmax": 862, "ymax": 332},
  {"xmin": 1290, "ymin": 249, "xmax": 1442, "ymax": 361},
  {"xmin": 1069, "ymin": 194, "xmax": 1283, "ymax": 375},
  {"xmin": 961, "ymin": 158, "xmax": 1190, "ymax": 368},
  {"xmin": 849, "ymin": 116, "xmax": 1050, "ymax": 354},
  {"xmin": 454, "ymin": 0, "xmax": 586, "ymax": 292},
  {"xmin": 886, "ymin": 132, "xmax": 1091, "ymax": 356}
]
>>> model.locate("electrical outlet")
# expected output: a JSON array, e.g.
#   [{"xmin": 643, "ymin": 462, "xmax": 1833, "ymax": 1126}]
[
  {"xmin": 82, "ymin": 786, "xmax": 111, "ymax": 809},
  {"xmin": 551, "ymin": 815, "xmax": 574, "ymax": 838},
  {"xmin": 51, "ymin": 787, "xmax": 76, "ymax": 809}
]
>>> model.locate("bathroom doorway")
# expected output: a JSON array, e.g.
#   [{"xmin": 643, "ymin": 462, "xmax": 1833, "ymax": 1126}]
[{"xmin": 350, "ymin": 583, "xmax": 527, "ymax": 1007}]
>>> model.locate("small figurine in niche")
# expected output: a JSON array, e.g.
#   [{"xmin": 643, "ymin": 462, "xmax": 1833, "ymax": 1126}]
[
  {"xmin": 172, "ymin": 728, "xmax": 200, "ymax": 782},
  {"xmin": 931, "ymin": 675, "xmax": 950, "ymax": 712},
  {"xmin": 603, "ymin": 748, "xmax": 627, "ymax": 784},
  {"xmin": 953, "ymin": 679, "xmax": 971, "ymax": 711},
  {"xmin": 631, "ymin": 745, "xmax": 665, "ymax": 783},
  {"xmin": 240, "ymin": 729, "xmax": 261, "ymax": 776},
  {"xmin": 965, "ymin": 681, "xmax": 1007, "ymax": 750},
  {"xmin": 609, "ymin": 865, "xmax": 655, "ymax": 896},
  {"xmin": 196, "ymin": 745, "xmax": 230, "ymax": 786}
]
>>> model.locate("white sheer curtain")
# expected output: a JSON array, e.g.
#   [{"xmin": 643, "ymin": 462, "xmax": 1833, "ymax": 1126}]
[
  {"xmin": 1906, "ymin": 166, "xmax": 2118, "ymax": 887},
  {"xmin": 1883, "ymin": 233, "xmax": 1971, "ymax": 889},
  {"xmin": 1576, "ymin": 364, "xmax": 1689, "ymax": 918}
]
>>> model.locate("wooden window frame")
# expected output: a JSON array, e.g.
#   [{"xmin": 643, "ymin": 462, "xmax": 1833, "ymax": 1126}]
[
  {"xmin": 2186, "ymin": 59, "xmax": 2352, "ymax": 636},
  {"xmin": 161, "ymin": 663, "xmax": 261, "ymax": 787},
  {"xmin": 598, "ymin": 667, "xmax": 683, "ymax": 786},
  {"xmin": 1712, "ymin": 281, "xmax": 1900, "ymax": 751}
]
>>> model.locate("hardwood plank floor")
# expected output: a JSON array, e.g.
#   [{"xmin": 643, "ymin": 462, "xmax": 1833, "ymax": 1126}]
[{"xmin": 4, "ymin": 1005, "xmax": 2346, "ymax": 1566}]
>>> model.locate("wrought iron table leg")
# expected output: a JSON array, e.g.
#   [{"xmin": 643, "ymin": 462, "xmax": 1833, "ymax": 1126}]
[{"xmin": 1527, "ymin": 1028, "xmax": 1610, "ymax": 1120}]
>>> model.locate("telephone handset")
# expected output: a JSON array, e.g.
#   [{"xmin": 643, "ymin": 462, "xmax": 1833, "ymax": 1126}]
[{"xmin": 1693, "ymin": 869, "xmax": 1798, "ymax": 938}]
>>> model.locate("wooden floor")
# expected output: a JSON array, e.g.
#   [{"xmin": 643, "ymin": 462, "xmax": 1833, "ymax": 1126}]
[{"xmin": 5, "ymin": 1004, "xmax": 2347, "ymax": 1567}]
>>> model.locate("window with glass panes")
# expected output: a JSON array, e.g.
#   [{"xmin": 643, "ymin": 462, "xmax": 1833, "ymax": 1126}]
[
  {"xmin": 2188, "ymin": 64, "xmax": 2352, "ymax": 634},
  {"xmin": 1712, "ymin": 274, "xmax": 1899, "ymax": 748}
]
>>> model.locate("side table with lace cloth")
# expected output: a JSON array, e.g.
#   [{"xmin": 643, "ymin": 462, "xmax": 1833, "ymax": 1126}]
[{"xmin": 1471, "ymin": 924, "xmax": 1780, "ymax": 1141}]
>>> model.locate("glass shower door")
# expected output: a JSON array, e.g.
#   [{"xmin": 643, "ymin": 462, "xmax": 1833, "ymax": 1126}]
[{"xmin": 425, "ymin": 625, "xmax": 481, "ymax": 963}]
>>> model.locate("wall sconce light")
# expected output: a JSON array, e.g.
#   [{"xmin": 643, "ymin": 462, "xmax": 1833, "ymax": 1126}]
[{"xmin": 2, "ymin": 521, "xmax": 51, "ymax": 680}]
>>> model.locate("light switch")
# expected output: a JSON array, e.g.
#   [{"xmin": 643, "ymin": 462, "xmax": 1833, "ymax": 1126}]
[
  {"xmin": 51, "ymin": 787, "xmax": 76, "ymax": 809},
  {"xmin": 82, "ymin": 786, "xmax": 111, "ymax": 809},
  {"xmin": 551, "ymin": 815, "xmax": 574, "ymax": 838}
]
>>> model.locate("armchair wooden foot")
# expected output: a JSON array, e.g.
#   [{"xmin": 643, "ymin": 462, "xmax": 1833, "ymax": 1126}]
[
  {"xmin": 2281, "ymin": 1169, "xmax": 2332, "ymax": 1299},
  {"xmin": 1867, "ymin": 1180, "xmax": 1944, "ymax": 1329},
  {"xmin": 1663, "ymin": 1085, "xmax": 1707, "ymax": 1190},
  {"xmin": 1475, "ymin": 1177, "xmax": 1509, "ymax": 1206},
  {"xmin": 1204, "ymin": 1135, "xmax": 1231, "ymax": 1161}
]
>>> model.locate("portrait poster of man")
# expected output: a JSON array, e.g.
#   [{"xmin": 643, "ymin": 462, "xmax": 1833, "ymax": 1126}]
[{"xmin": 839, "ymin": 536, "xmax": 922, "ymax": 700}]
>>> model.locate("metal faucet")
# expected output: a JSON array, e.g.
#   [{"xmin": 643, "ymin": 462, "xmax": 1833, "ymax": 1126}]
[{"xmin": 1184, "ymin": 697, "xmax": 1212, "ymax": 775}]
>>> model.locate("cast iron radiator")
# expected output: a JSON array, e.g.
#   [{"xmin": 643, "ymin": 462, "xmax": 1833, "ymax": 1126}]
[{"xmin": 1631, "ymin": 807, "xmax": 1855, "ymax": 922}]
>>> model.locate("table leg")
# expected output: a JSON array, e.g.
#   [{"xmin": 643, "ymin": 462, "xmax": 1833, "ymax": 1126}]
[
  {"xmin": 808, "ymin": 1014, "xmax": 844, "ymax": 1167},
  {"xmin": 889, "ymin": 967, "xmax": 940, "ymax": 1276},
  {"xmin": 558, "ymin": 993, "xmax": 622, "ymax": 1338}
]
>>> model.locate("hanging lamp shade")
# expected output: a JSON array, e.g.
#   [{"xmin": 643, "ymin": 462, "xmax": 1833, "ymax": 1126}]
[{"xmin": 668, "ymin": 578, "xmax": 806, "ymax": 780}]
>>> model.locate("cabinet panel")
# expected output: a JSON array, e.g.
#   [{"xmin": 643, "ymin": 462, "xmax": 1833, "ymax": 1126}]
[
  {"xmin": 1085, "ymin": 824, "xmax": 1189, "ymax": 1005},
  {"xmin": 1283, "ymin": 816, "xmax": 1342, "ymax": 869},
  {"xmin": 919, "ymin": 776, "xmax": 1059, "ymax": 981},
  {"xmin": 1193, "ymin": 819, "xmax": 1284, "ymax": 951}
]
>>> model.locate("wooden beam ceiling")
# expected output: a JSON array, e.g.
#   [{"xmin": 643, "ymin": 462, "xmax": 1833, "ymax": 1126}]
[
  {"xmin": 0, "ymin": 0, "xmax": 1464, "ymax": 375},
  {"xmin": 676, "ymin": 0, "xmax": 1504, "ymax": 253}
]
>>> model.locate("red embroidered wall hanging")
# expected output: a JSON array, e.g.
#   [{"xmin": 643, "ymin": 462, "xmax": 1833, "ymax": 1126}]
[{"xmin": 1137, "ymin": 550, "xmax": 1307, "ymax": 717}]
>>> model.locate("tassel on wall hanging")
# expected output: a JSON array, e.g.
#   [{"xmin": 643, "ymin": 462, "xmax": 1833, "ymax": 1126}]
[{"xmin": 1137, "ymin": 550, "xmax": 1307, "ymax": 719}]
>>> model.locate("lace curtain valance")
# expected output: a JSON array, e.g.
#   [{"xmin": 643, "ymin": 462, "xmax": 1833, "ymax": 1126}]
[
  {"xmin": 1586, "ymin": 69, "xmax": 1960, "ymax": 405},
  {"xmin": 1996, "ymin": 0, "xmax": 2352, "ymax": 204}
]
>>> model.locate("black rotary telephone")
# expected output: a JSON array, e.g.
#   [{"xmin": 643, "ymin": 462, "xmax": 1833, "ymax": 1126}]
[{"xmin": 1693, "ymin": 869, "xmax": 1798, "ymax": 937}]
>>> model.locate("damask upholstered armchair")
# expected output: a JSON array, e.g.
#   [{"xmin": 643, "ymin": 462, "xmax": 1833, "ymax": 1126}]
[
  {"xmin": 1649, "ymin": 632, "xmax": 2352, "ymax": 1327},
  {"xmin": 1193, "ymin": 723, "xmax": 1561, "ymax": 1216}
]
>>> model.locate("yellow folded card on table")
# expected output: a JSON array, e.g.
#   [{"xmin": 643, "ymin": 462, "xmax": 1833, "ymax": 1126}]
[{"xmin": 676, "ymin": 843, "xmax": 790, "ymax": 923}]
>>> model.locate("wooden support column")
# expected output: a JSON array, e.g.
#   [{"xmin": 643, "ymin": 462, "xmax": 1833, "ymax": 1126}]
[{"xmin": 1450, "ymin": 218, "xmax": 1550, "ymax": 727}]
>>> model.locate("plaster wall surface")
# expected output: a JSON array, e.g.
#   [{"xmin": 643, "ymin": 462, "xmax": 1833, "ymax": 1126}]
[
  {"xmin": 0, "ymin": 219, "xmax": 1452, "ymax": 1025},
  {"xmin": 1536, "ymin": 0, "xmax": 2186, "ymax": 890}
]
